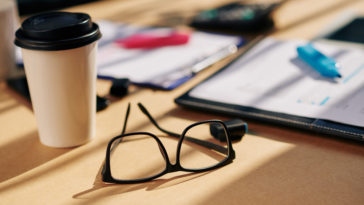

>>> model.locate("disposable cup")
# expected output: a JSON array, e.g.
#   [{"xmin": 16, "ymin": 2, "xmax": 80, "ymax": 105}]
[{"xmin": 15, "ymin": 12, "xmax": 101, "ymax": 147}]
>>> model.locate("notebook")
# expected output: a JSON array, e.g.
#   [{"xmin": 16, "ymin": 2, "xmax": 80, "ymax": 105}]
[{"xmin": 175, "ymin": 37, "xmax": 364, "ymax": 141}]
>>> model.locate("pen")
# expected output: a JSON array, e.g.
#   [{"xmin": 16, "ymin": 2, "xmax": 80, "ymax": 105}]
[
  {"xmin": 146, "ymin": 42, "xmax": 241, "ymax": 89},
  {"xmin": 191, "ymin": 44, "xmax": 238, "ymax": 74},
  {"xmin": 297, "ymin": 43, "xmax": 342, "ymax": 78}
]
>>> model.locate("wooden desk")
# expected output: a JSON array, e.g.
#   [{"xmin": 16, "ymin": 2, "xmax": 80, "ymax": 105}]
[{"xmin": 1, "ymin": 0, "xmax": 364, "ymax": 204}]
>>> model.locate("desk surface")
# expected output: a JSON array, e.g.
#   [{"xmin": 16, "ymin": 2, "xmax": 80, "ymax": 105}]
[{"xmin": 1, "ymin": 0, "xmax": 364, "ymax": 204}]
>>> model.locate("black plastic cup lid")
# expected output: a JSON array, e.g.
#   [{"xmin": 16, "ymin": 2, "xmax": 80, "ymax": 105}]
[{"xmin": 15, "ymin": 12, "xmax": 101, "ymax": 51}]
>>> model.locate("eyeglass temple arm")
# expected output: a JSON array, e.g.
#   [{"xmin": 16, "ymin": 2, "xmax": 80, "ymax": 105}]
[
  {"xmin": 121, "ymin": 103, "xmax": 131, "ymax": 135},
  {"xmin": 108, "ymin": 103, "xmax": 131, "ymax": 153},
  {"xmin": 137, "ymin": 103, "xmax": 228, "ymax": 155},
  {"xmin": 102, "ymin": 102, "xmax": 132, "ymax": 176}
]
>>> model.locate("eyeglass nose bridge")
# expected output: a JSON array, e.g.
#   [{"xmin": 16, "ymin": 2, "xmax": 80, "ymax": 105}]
[
  {"xmin": 165, "ymin": 162, "xmax": 183, "ymax": 173},
  {"xmin": 167, "ymin": 163, "xmax": 180, "ymax": 172}
]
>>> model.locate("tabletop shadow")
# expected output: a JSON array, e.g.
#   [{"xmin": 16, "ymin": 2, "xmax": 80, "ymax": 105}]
[
  {"xmin": 73, "ymin": 171, "xmax": 207, "ymax": 200},
  {"xmin": 196, "ymin": 131, "xmax": 364, "ymax": 205},
  {"xmin": 0, "ymin": 131, "xmax": 72, "ymax": 183}
]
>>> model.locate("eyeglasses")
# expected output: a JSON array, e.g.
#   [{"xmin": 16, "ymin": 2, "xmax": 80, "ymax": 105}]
[{"xmin": 101, "ymin": 103, "xmax": 236, "ymax": 184}]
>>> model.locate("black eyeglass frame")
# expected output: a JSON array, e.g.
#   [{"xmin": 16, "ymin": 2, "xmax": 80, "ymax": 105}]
[{"xmin": 102, "ymin": 103, "xmax": 236, "ymax": 184}]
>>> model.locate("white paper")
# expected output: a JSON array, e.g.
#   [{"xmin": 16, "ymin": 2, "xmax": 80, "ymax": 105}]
[
  {"xmin": 190, "ymin": 38, "xmax": 364, "ymax": 127},
  {"xmin": 96, "ymin": 21, "xmax": 241, "ymax": 83}
]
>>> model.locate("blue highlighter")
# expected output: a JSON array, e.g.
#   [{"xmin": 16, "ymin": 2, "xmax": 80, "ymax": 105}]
[{"xmin": 297, "ymin": 43, "xmax": 342, "ymax": 78}]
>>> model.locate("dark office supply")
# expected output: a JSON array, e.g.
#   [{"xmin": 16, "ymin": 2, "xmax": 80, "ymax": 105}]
[
  {"xmin": 102, "ymin": 103, "xmax": 236, "ymax": 184},
  {"xmin": 210, "ymin": 119, "xmax": 247, "ymax": 142},
  {"xmin": 325, "ymin": 17, "xmax": 364, "ymax": 44},
  {"xmin": 110, "ymin": 78, "xmax": 130, "ymax": 97},
  {"xmin": 96, "ymin": 95, "xmax": 110, "ymax": 111},
  {"xmin": 6, "ymin": 76, "xmax": 30, "ymax": 99},
  {"xmin": 190, "ymin": 2, "xmax": 280, "ymax": 32},
  {"xmin": 16, "ymin": 0, "xmax": 99, "ymax": 15}
]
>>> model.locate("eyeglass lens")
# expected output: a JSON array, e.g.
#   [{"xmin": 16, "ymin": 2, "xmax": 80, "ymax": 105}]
[
  {"xmin": 180, "ymin": 122, "xmax": 229, "ymax": 170},
  {"xmin": 109, "ymin": 134, "xmax": 166, "ymax": 180}
]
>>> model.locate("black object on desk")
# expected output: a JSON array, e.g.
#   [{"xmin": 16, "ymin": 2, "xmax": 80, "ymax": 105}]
[
  {"xmin": 6, "ymin": 77, "xmax": 30, "ymax": 99},
  {"xmin": 190, "ymin": 2, "xmax": 279, "ymax": 32},
  {"xmin": 325, "ymin": 17, "xmax": 364, "ymax": 44},
  {"xmin": 210, "ymin": 119, "xmax": 247, "ymax": 142},
  {"xmin": 109, "ymin": 78, "xmax": 130, "ymax": 97},
  {"xmin": 16, "ymin": 0, "xmax": 99, "ymax": 15}
]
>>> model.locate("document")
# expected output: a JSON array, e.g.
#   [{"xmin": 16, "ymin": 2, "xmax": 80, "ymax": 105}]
[
  {"xmin": 190, "ymin": 38, "xmax": 364, "ymax": 127},
  {"xmin": 96, "ymin": 21, "xmax": 242, "ymax": 89}
]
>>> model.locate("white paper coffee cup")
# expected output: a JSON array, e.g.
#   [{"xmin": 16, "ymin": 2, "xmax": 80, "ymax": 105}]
[{"xmin": 15, "ymin": 12, "xmax": 102, "ymax": 147}]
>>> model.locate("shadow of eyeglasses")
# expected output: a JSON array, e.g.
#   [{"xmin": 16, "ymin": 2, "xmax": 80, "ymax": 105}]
[{"xmin": 72, "ymin": 159, "xmax": 209, "ymax": 199}]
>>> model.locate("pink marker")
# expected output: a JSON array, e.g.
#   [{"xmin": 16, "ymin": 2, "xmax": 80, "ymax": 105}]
[{"xmin": 114, "ymin": 31, "xmax": 190, "ymax": 49}]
